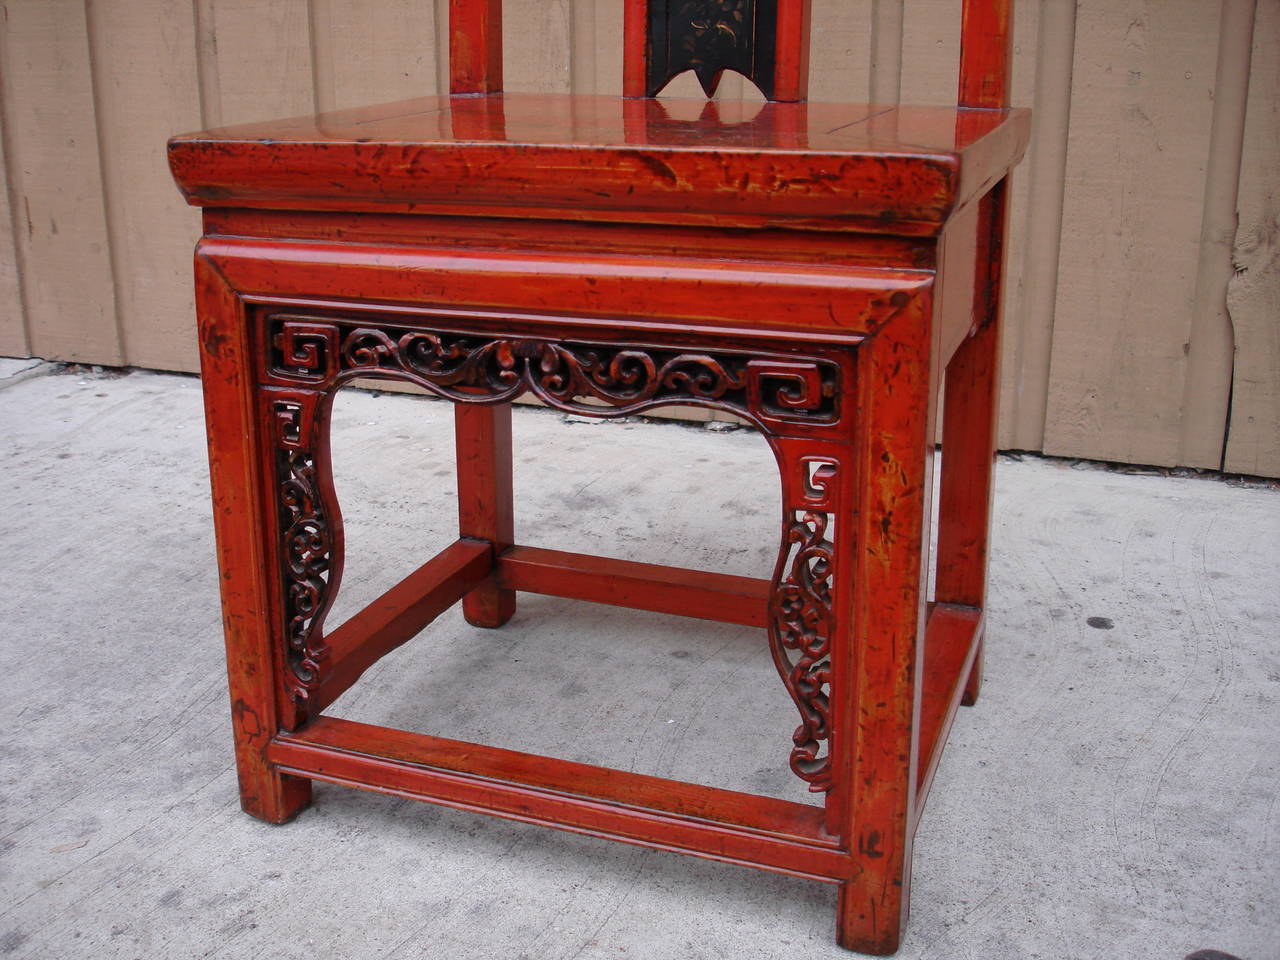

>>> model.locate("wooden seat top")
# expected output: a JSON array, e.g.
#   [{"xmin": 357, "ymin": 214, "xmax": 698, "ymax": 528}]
[{"xmin": 169, "ymin": 94, "xmax": 1028, "ymax": 235}]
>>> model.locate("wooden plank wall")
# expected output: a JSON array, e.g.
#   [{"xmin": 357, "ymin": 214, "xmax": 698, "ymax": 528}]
[
  {"xmin": 0, "ymin": 0, "xmax": 1275, "ymax": 477},
  {"xmin": 1224, "ymin": 0, "xmax": 1279, "ymax": 476}
]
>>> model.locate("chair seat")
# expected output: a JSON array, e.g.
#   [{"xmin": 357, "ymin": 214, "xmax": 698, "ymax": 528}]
[{"xmin": 169, "ymin": 93, "xmax": 1028, "ymax": 235}]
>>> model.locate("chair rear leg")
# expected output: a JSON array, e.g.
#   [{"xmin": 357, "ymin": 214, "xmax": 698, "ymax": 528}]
[
  {"xmin": 936, "ymin": 185, "xmax": 1007, "ymax": 706},
  {"xmin": 937, "ymin": 317, "xmax": 1000, "ymax": 705},
  {"xmin": 454, "ymin": 402, "xmax": 517, "ymax": 627}
]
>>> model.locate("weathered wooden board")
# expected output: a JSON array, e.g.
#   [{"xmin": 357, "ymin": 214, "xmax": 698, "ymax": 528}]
[
  {"xmin": 1000, "ymin": 0, "xmax": 1074, "ymax": 452},
  {"xmin": 0, "ymin": 93, "xmax": 28, "ymax": 359},
  {"xmin": 503, "ymin": 0, "xmax": 572, "ymax": 94},
  {"xmin": 991, "ymin": 0, "xmax": 1040, "ymax": 451},
  {"xmin": 1043, "ymin": 0, "xmax": 1220, "ymax": 467},
  {"xmin": 809, "ymin": 0, "xmax": 873, "ymax": 104},
  {"xmin": 0, "ymin": 0, "xmax": 119, "ymax": 364},
  {"xmin": 1224, "ymin": 0, "xmax": 1280, "ymax": 477},
  {"xmin": 205, "ymin": 0, "xmax": 314, "ymax": 125},
  {"xmin": 1177, "ymin": 0, "xmax": 1256, "ymax": 470},
  {"xmin": 312, "ymin": 0, "xmax": 442, "ymax": 110},
  {"xmin": 901, "ymin": 0, "xmax": 959, "ymax": 105},
  {"xmin": 86, "ymin": 0, "xmax": 203, "ymax": 373}
]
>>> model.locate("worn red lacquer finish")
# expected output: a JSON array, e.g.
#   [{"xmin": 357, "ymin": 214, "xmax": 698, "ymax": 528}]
[{"xmin": 172, "ymin": 2, "xmax": 1026, "ymax": 953}]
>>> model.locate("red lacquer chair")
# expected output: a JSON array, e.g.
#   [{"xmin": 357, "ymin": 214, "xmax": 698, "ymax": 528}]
[{"xmin": 169, "ymin": 2, "xmax": 1027, "ymax": 953}]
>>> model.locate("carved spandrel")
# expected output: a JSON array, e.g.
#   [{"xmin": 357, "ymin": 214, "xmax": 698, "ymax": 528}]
[
  {"xmin": 647, "ymin": 0, "xmax": 779, "ymax": 98},
  {"xmin": 270, "ymin": 395, "xmax": 334, "ymax": 701},
  {"xmin": 770, "ymin": 508, "xmax": 835, "ymax": 791},
  {"xmin": 767, "ymin": 447, "xmax": 841, "ymax": 793}
]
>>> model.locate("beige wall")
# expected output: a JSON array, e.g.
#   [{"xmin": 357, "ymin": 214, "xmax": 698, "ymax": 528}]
[{"xmin": 0, "ymin": 0, "xmax": 1275, "ymax": 476}]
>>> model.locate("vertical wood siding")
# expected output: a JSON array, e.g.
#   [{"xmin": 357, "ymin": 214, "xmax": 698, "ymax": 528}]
[
  {"xmin": 1, "ymin": 0, "xmax": 119, "ymax": 364},
  {"xmin": 0, "ymin": 0, "xmax": 1274, "ymax": 476},
  {"xmin": 1224, "ymin": 0, "xmax": 1279, "ymax": 476},
  {"xmin": 0, "ymin": 76, "xmax": 25, "ymax": 358},
  {"xmin": 1046, "ymin": 1, "xmax": 1220, "ymax": 468}
]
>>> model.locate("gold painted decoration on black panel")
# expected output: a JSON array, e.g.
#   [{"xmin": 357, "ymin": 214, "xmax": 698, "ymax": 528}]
[{"xmin": 646, "ymin": 0, "xmax": 778, "ymax": 99}]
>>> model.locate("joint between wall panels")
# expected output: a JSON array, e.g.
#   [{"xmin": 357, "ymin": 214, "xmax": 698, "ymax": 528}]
[
  {"xmin": 84, "ymin": 0, "xmax": 129, "ymax": 365},
  {"xmin": 433, "ymin": 0, "xmax": 451, "ymax": 96},
  {"xmin": 3, "ymin": 0, "xmax": 121, "ymax": 365},
  {"xmin": 193, "ymin": 0, "xmax": 222, "ymax": 128},
  {"xmin": 308, "ymin": 0, "xmax": 335, "ymax": 115},
  {"xmin": 1010, "ymin": 0, "xmax": 1076, "ymax": 453},
  {"xmin": 0, "ymin": 8, "xmax": 33, "ymax": 358},
  {"xmin": 1223, "ymin": 0, "xmax": 1280, "ymax": 476}
]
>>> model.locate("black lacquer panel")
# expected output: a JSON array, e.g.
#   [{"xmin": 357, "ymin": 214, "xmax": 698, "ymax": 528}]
[{"xmin": 646, "ymin": 0, "xmax": 779, "ymax": 99}]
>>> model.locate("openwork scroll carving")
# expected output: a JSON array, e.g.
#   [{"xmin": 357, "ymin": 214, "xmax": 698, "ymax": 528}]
[
  {"xmin": 771, "ymin": 511, "xmax": 835, "ymax": 790},
  {"xmin": 342, "ymin": 327, "xmax": 751, "ymax": 411},
  {"xmin": 646, "ymin": 0, "xmax": 778, "ymax": 98},
  {"xmin": 272, "ymin": 397, "xmax": 333, "ymax": 701},
  {"xmin": 266, "ymin": 315, "xmax": 842, "ymax": 427},
  {"xmin": 768, "ymin": 450, "xmax": 841, "ymax": 792}
]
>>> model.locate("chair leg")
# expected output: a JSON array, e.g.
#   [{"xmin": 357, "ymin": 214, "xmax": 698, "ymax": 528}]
[
  {"xmin": 936, "ymin": 184, "xmax": 1007, "ymax": 707},
  {"xmin": 961, "ymin": 640, "xmax": 984, "ymax": 706},
  {"xmin": 831, "ymin": 289, "xmax": 937, "ymax": 955},
  {"xmin": 196, "ymin": 254, "xmax": 311, "ymax": 824},
  {"xmin": 936, "ymin": 318, "xmax": 998, "ymax": 706},
  {"xmin": 454, "ymin": 402, "xmax": 516, "ymax": 627}
]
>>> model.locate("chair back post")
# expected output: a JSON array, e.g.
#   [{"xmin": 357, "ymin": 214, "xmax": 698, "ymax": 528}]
[
  {"xmin": 449, "ymin": 0, "xmax": 503, "ymax": 95},
  {"xmin": 957, "ymin": 0, "xmax": 1014, "ymax": 108},
  {"xmin": 623, "ymin": 0, "xmax": 648, "ymax": 99},
  {"xmin": 773, "ymin": 0, "xmax": 813, "ymax": 102}
]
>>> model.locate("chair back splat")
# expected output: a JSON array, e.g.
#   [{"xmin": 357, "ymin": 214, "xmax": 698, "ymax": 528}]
[
  {"xmin": 449, "ymin": 0, "xmax": 1012, "ymax": 106},
  {"xmin": 624, "ymin": 0, "xmax": 812, "ymax": 101}
]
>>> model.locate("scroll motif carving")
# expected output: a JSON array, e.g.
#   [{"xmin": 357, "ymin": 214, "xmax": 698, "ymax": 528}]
[
  {"xmin": 770, "ymin": 508, "xmax": 835, "ymax": 791},
  {"xmin": 342, "ymin": 327, "xmax": 749, "ymax": 410},
  {"xmin": 646, "ymin": 0, "xmax": 778, "ymax": 98},
  {"xmin": 266, "ymin": 316, "xmax": 841, "ymax": 426},
  {"xmin": 272, "ymin": 398, "xmax": 332, "ymax": 700},
  {"xmin": 767, "ymin": 444, "xmax": 841, "ymax": 792}
]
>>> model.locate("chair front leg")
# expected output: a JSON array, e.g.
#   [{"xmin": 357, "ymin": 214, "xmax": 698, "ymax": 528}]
[
  {"xmin": 833, "ymin": 292, "xmax": 936, "ymax": 955},
  {"xmin": 196, "ymin": 254, "xmax": 315, "ymax": 823}
]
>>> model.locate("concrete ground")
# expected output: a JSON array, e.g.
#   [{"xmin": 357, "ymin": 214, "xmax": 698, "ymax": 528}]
[{"xmin": 1, "ymin": 361, "xmax": 1276, "ymax": 960}]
